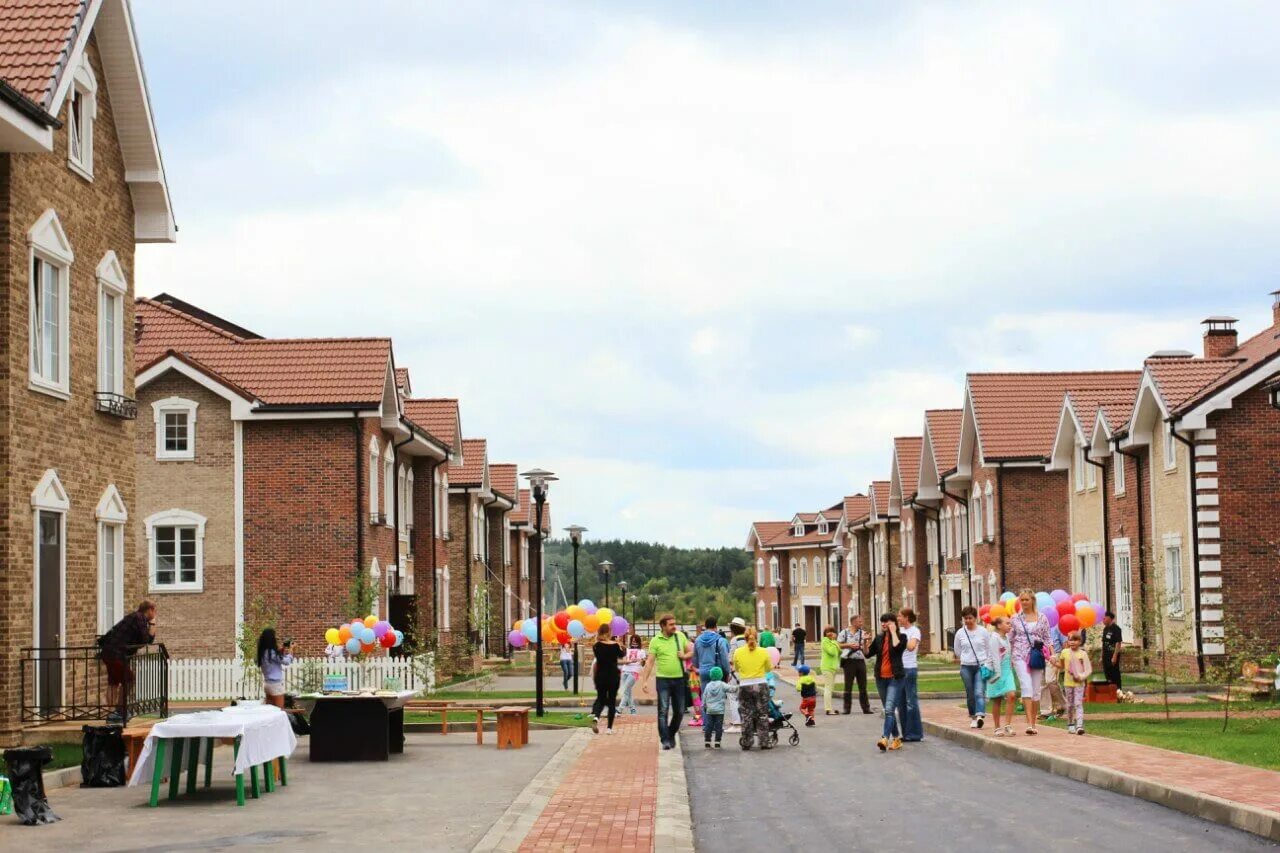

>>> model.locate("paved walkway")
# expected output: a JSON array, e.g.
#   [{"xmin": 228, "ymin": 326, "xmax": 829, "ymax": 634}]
[
  {"xmin": 518, "ymin": 717, "xmax": 659, "ymax": 852},
  {"xmin": 926, "ymin": 700, "xmax": 1280, "ymax": 839}
]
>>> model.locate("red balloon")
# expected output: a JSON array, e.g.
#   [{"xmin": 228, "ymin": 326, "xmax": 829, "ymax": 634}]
[
  {"xmin": 978, "ymin": 604, "xmax": 991, "ymax": 614},
  {"xmin": 1056, "ymin": 601, "xmax": 1075, "ymax": 617},
  {"xmin": 379, "ymin": 632, "xmax": 396, "ymax": 648},
  {"xmin": 1070, "ymin": 592, "xmax": 1088, "ymax": 603},
  {"xmin": 553, "ymin": 611, "xmax": 570, "ymax": 630},
  {"xmin": 556, "ymin": 630, "xmax": 571, "ymax": 644},
  {"xmin": 1059, "ymin": 614, "xmax": 1080, "ymax": 634},
  {"xmin": 1011, "ymin": 598, "xmax": 1023, "ymax": 613}
]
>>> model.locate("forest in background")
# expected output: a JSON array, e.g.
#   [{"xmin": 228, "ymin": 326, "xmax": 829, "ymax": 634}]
[{"xmin": 540, "ymin": 539, "xmax": 754, "ymax": 624}]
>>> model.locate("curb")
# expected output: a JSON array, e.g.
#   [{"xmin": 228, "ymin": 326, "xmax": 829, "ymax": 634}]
[
  {"xmin": 655, "ymin": 738, "xmax": 695, "ymax": 853},
  {"xmin": 924, "ymin": 720, "xmax": 1280, "ymax": 843},
  {"xmin": 471, "ymin": 728, "xmax": 591, "ymax": 852},
  {"xmin": 43, "ymin": 765, "xmax": 82, "ymax": 791}
]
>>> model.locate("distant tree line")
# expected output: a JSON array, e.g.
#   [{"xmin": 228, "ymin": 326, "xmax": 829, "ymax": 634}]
[{"xmin": 541, "ymin": 538, "xmax": 754, "ymax": 624}]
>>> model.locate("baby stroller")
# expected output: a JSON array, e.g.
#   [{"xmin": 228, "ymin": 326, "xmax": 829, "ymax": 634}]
[{"xmin": 741, "ymin": 694, "xmax": 801, "ymax": 748}]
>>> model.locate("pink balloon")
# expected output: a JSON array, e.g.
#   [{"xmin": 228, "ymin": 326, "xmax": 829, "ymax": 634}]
[
  {"xmin": 767, "ymin": 647, "xmax": 781, "ymax": 667},
  {"xmin": 508, "ymin": 630, "xmax": 527, "ymax": 648}
]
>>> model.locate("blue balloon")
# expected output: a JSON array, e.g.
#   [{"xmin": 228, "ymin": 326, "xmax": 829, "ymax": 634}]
[
  {"xmin": 567, "ymin": 619, "xmax": 586, "ymax": 638},
  {"xmin": 578, "ymin": 599, "xmax": 595, "ymax": 611},
  {"xmin": 393, "ymin": 629, "xmax": 404, "ymax": 647},
  {"xmin": 522, "ymin": 620, "xmax": 539, "ymax": 642},
  {"xmin": 345, "ymin": 637, "xmax": 362, "ymax": 655},
  {"xmin": 361, "ymin": 627, "xmax": 377, "ymax": 644},
  {"xmin": 1035, "ymin": 592, "xmax": 1054, "ymax": 612}
]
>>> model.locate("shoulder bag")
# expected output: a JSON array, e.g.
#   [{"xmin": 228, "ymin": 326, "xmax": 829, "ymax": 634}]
[{"xmin": 1020, "ymin": 617, "xmax": 1046, "ymax": 670}]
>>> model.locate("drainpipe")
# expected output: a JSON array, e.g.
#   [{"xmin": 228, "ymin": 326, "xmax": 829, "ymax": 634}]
[
  {"xmin": 462, "ymin": 486, "xmax": 474, "ymax": 641},
  {"xmin": 428, "ymin": 458, "xmax": 440, "ymax": 636},
  {"xmin": 353, "ymin": 414, "xmax": 364, "ymax": 583},
  {"xmin": 1114, "ymin": 442, "xmax": 1147, "ymax": 661},
  {"xmin": 1168, "ymin": 423, "xmax": 1205, "ymax": 680},
  {"xmin": 1084, "ymin": 449, "xmax": 1111, "ymax": 612},
  {"xmin": 996, "ymin": 464, "xmax": 1007, "ymax": 592}
]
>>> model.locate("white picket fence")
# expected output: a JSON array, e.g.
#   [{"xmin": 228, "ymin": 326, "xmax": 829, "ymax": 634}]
[{"xmin": 168, "ymin": 656, "xmax": 434, "ymax": 702}]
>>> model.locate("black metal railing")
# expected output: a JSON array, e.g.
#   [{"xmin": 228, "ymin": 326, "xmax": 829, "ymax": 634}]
[
  {"xmin": 95, "ymin": 391, "xmax": 138, "ymax": 419},
  {"xmin": 19, "ymin": 644, "xmax": 169, "ymax": 723}
]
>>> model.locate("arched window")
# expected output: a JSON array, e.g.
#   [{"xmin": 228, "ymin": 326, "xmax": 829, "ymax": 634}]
[
  {"xmin": 984, "ymin": 482, "xmax": 995, "ymax": 541},
  {"xmin": 799, "ymin": 557, "xmax": 809, "ymax": 585},
  {"xmin": 368, "ymin": 437, "xmax": 380, "ymax": 522},
  {"xmin": 756, "ymin": 558, "xmax": 765, "ymax": 586},
  {"xmin": 96, "ymin": 484, "xmax": 127, "ymax": 632},
  {"xmin": 440, "ymin": 565, "xmax": 451, "ymax": 629},
  {"xmin": 973, "ymin": 494, "xmax": 983, "ymax": 543},
  {"xmin": 28, "ymin": 209, "xmax": 73, "ymax": 396},
  {"xmin": 406, "ymin": 467, "xmax": 415, "ymax": 530},
  {"xmin": 397, "ymin": 464, "xmax": 408, "ymax": 532},
  {"xmin": 769, "ymin": 556, "xmax": 779, "ymax": 585},
  {"xmin": 382, "ymin": 445, "xmax": 394, "ymax": 525}
]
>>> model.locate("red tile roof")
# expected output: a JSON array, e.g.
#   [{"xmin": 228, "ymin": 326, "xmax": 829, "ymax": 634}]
[
  {"xmin": 894, "ymin": 436, "xmax": 923, "ymax": 499},
  {"xmin": 843, "ymin": 494, "xmax": 870, "ymax": 525},
  {"xmin": 448, "ymin": 438, "xmax": 487, "ymax": 487},
  {"xmin": 394, "ymin": 368, "xmax": 409, "ymax": 392},
  {"xmin": 137, "ymin": 298, "xmax": 391, "ymax": 406},
  {"xmin": 925, "ymin": 409, "xmax": 962, "ymax": 475},
  {"xmin": 1062, "ymin": 378, "xmax": 1142, "ymax": 441},
  {"xmin": 510, "ymin": 491, "xmax": 550, "ymax": 532},
  {"xmin": 0, "ymin": 0, "xmax": 87, "ymax": 111},
  {"xmin": 511, "ymin": 489, "xmax": 532, "ymax": 525},
  {"xmin": 751, "ymin": 521, "xmax": 791, "ymax": 548},
  {"xmin": 969, "ymin": 371, "xmax": 1142, "ymax": 461},
  {"xmin": 490, "ymin": 463, "xmax": 518, "ymax": 501},
  {"xmin": 1146, "ymin": 357, "xmax": 1238, "ymax": 412},
  {"xmin": 403, "ymin": 399, "xmax": 459, "ymax": 448},
  {"xmin": 870, "ymin": 481, "xmax": 891, "ymax": 517}
]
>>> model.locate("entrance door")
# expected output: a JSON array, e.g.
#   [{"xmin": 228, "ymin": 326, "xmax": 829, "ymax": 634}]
[
  {"xmin": 805, "ymin": 606, "xmax": 820, "ymax": 638},
  {"xmin": 38, "ymin": 511, "xmax": 63, "ymax": 713},
  {"xmin": 952, "ymin": 590, "xmax": 963, "ymax": 631}
]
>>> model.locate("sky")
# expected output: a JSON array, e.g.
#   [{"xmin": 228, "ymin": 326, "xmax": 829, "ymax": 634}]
[{"xmin": 132, "ymin": 1, "xmax": 1280, "ymax": 548}]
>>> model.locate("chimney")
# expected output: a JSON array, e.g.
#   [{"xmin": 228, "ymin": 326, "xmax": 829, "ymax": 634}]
[
  {"xmin": 1272, "ymin": 290, "xmax": 1280, "ymax": 328},
  {"xmin": 1202, "ymin": 316, "xmax": 1238, "ymax": 359}
]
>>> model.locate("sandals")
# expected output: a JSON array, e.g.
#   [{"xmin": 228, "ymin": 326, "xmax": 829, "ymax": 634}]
[{"xmin": 1026, "ymin": 726, "xmax": 1037, "ymax": 735}]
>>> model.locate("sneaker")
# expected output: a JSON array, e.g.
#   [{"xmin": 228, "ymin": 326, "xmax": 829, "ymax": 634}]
[
  {"xmin": 1077, "ymin": 728, "xmax": 1085, "ymax": 736},
  {"xmin": 994, "ymin": 728, "xmax": 1006, "ymax": 738},
  {"xmin": 976, "ymin": 716, "xmax": 985, "ymax": 729},
  {"xmin": 713, "ymin": 742, "xmax": 722, "ymax": 749},
  {"xmin": 1066, "ymin": 724, "xmax": 1077, "ymax": 735},
  {"xmin": 888, "ymin": 738, "xmax": 903, "ymax": 751},
  {"xmin": 704, "ymin": 742, "xmax": 712, "ymax": 749},
  {"xmin": 1026, "ymin": 726, "xmax": 1037, "ymax": 735},
  {"xmin": 591, "ymin": 716, "xmax": 599, "ymax": 734},
  {"xmin": 805, "ymin": 718, "xmax": 815, "ymax": 727},
  {"xmin": 969, "ymin": 719, "xmax": 979, "ymax": 729},
  {"xmin": 662, "ymin": 741, "xmax": 674, "ymax": 750},
  {"xmin": 877, "ymin": 737, "xmax": 888, "ymax": 752},
  {"xmin": 605, "ymin": 728, "xmax": 614, "ymax": 736},
  {"xmin": 1004, "ymin": 726, "xmax": 1016, "ymax": 736},
  {"xmin": 629, "ymin": 708, "xmax": 638, "ymax": 715}
]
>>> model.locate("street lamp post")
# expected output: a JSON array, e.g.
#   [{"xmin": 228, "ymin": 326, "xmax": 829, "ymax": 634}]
[
  {"xmin": 598, "ymin": 560, "xmax": 614, "ymax": 608},
  {"xmin": 617, "ymin": 581, "xmax": 628, "ymax": 630},
  {"xmin": 834, "ymin": 544, "xmax": 847, "ymax": 625},
  {"xmin": 564, "ymin": 524, "xmax": 587, "ymax": 695},
  {"xmin": 521, "ymin": 468, "xmax": 558, "ymax": 717}
]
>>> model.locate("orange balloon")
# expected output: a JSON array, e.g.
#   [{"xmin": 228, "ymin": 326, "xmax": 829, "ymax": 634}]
[
  {"xmin": 513, "ymin": 620, "xmax": 523, "ymax": 631},
  {"xmin": 363, "ymin": 615, "xmax": 378, "ymax": 629},
  {"xmin": 338, "ymin": 625, "xmax": 352, "ymax": 642},
  {"xmin": 566, "ymin": 605, "xmax": 585, "ymax": 621},
  {"xmin": 582, "ymin": 613, "xmax": 600, "ymax": 633},
  {"xmin": 361, "ymin": 641, "xmax": 375, "ymax": 653}
]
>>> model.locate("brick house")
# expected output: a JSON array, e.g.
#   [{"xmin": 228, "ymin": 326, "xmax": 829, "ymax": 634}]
[
  {"xmin": 841, "ymin": 493, "xmax": 871, "ymax": 625},
  {"xmin": 1045, "ymin": 377, "xmax": 1144, "ymax": 642},
  {"xmin": 446, "ymin": 438, "xmax": 490, "ymax": 650},
  {"xmin": 133, "ymin": 296, "xmax": 451, "ymax": 659},
  {"xmin": 915, "ymin": 408, "xmax": 972, "ymax": 645},
  {"xmin": 1120, "ymin": 300, "xmax": 1280, "ymax": 669},
  {"xmin": 484, "ymin": 462, "xmax": 518, "ymax": 656},
  {"xmin": 865, "ymin": 480, "xmax": 899, "ymax": 621},
  {"xmin": 401, "ymin": 398, "xmax": 461, "ymax": 646},
  {"xmin": 747, "ymin": 521, "xmax": 789, "ymax": 630},
  {"xmin": 0, "ymin": 0, "xmax": 175, "ymax": 744},
  {"xmin": 955, "ymin": 371, "xmax": 1142, "ymax": 598},
  {"xmin": 888, "ymin": 436, "xmax": 935, "ymax": 648}
]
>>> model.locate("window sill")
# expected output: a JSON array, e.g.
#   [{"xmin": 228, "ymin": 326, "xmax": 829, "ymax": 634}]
[
  {"xmin": 68, "ymin": 156, "xmax": 93, "ymax": 182},
  {"xmin": 28, "ymin": 377, "xmax": 70, "ymax": 401},
  {"xmin": 155, "ymin": 453, "xmax": 196, "ymax": 462},
  {"xmin": 149, "ymin": 583, "xmax": 204, "ymax": 594}
]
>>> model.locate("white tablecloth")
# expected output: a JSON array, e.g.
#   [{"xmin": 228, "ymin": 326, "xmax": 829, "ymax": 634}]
[{"xmin": 127, "ymin": 706, "xmax": 297, "ymax": 786}]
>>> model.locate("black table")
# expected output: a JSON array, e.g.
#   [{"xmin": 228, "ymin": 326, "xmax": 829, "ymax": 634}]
[{"xmin": 303, "ymin": 694, "xmax": 412, "ymax": 762}]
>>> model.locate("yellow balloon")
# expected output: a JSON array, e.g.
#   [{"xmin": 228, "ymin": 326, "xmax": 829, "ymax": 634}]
[
  {"xmin": 582, "ymin": 613, "xmax": 600, "ymax": 633},
  {"xmin": 513, "ymin": 620, "xmax": 523, "ymax": 632},
  {"xmin": 324, "ymin": 628, "xmax": 341, "ymax": 646},
  {"xmin": 1077, "ymin": 605, "xmax": 1097, "ymax": 629},
  {"xmin": 596, "ymin": 608, "xmax": 614, "ymax": 626},
  {"xmin": 363, "ymin": 615, "xmax": 378, "ymax": 629},
  {"xmin": 566, "ymin": 605, "xmax": 585, "ymax": 621}
]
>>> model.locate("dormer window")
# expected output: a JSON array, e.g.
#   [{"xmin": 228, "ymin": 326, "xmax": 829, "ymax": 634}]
[
  {"xmin": 67, "ymin": 56, "xmax": 97, "ymax": 180},
  {"xmin": 793, "ymin": 521, "xmax": 804, "ymax": 537},
  {"xmin": 817, "ymin": 520, "xmax": 828, "ymax": 535}
]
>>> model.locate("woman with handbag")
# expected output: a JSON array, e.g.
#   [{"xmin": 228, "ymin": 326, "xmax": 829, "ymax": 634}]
[
  {"xmin": 1010, "ymin": 589, "xmax": 1053, "ymax": 735},
  {"xmin": 952, "ymin": 606, "xmax": 988, "ymax": 728}
]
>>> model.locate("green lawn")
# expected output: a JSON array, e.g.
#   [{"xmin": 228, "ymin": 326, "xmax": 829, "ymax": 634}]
[
  {"xmin": 431, "ymin": 690, "xmax": 579, "ymax": 700},
  {"xmin": 405, "ymin": 710, "xmax": 593, "ymax": 728},
  {"xmin": 1042, "ymin": 716, "xmax": 1280, "ymax": 771},
  {"xmin": 2, "ymin": 743, "xmax": 82, "ymax": 772},
  {"xmin": 917, "ymin": 675, "xmax": 964, "ymax": 694}
]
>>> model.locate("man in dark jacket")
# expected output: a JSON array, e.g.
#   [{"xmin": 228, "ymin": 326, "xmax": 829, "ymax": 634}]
[
  {"xmin": 864, "ymin": 613, "xmax": 905, "ymax": 750},
  {"xmin": 791, "ymin": 624, "xmax": 807, "ymax": 667},
  {"xmin": 101, "ymin": 600, "xmax": 157, "ymax": 722}
]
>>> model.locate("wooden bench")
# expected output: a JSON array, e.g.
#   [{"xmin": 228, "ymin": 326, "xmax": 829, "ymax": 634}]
[
  {"xmin": 406, "ymin": 699, "xmax": 457, "ymax": 733},
  {"xmin": 495, "ymin": 707, "xmax": 531, "ymax": 750},
  {"xmin": 122, "ymin": 719, "xmax": 159, "ymax": 777}
]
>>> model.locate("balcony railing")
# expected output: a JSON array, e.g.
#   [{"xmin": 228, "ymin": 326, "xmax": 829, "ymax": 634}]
[
  {"xmin": 95, "ymin": 391, "xmax": 138, "ymax": 419},
  {"xmin": 20, "ymin": 643, "xmax": 169, "ymax": 723}
]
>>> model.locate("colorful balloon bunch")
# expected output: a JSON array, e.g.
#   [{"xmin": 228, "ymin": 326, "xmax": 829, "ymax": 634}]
[
  {"xmin": 508, "ymin": 599, "xmax": 631, "ymax": 648},
  {"xmin": 324, "ymin": 615, "xmax": 404, "ymax": 656},
  {"xmin": 979, "ymin": 589, "xmax": 1103, "ymax": 633}
]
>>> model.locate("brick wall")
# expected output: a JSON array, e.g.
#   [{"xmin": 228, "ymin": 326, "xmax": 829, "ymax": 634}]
[
  {"xmin": 1, "ymin": 36, "xmax": 137, "ymax": 745},
  {"xmin": 134, "ymin": 372, "xmax": 235, "ymax": 657},
  {"xmin": 1001, "ymin": 467, "xmax": 1072, "ymax": 593},
  {"xmin": 1106, "ymin": 449, "xmax": 1151, "ymax": 646},
  {"xmin": 445, "ymin": 491, "xmax": 475, "ymax": 643}
]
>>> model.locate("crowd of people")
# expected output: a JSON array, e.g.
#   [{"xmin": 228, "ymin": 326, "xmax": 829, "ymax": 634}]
[{"xmin": 571, "ymin": 585, "xmax": 1127, "ymax": 753}]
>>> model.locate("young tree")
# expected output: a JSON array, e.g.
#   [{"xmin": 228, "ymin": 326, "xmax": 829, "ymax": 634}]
[{"xmin": 1207, "ymin": 615, "xmax": 1271, "ymax": 732}]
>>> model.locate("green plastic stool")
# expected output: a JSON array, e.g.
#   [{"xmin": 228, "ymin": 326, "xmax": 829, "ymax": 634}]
[{"xmin": 0, "ymin": 775, "xmax": 12, "ymax": 815}]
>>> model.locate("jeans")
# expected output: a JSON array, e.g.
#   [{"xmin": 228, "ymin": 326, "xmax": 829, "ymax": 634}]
[
  {"xmin": 656, "ymin": 676, "xmax": 686, "ymax": 746},
  {"xmin": 592, "ymin": 680, "xmax": 619, "ymax": 729},
  {"xmin": 901, "ymin": 668, "xmax": 923, "ymax": 741},
  {"xmin": 704, "ymin": 713, "xmax": 724, "ymax": 743},
  {"xmin": 792, "ymin": 645, "xmax": 805, "ymax": 667},
  {"xmin": 842, "ymin": 658, "xmax": 870, "ymax": 713},
  {"xmin": 875, "ymin": 675, "xmax": 902, "ymax": 739},
  {"xmin": 619, "ymin": 671, "xmax": 638, "ymax": 712},
  {"xmin": 560, "ymin": 659, "xmax": 573, "ymax": 690},
  {"xmin": 959, "ymin": 663, "xmax": 987, "ymax": 717}
]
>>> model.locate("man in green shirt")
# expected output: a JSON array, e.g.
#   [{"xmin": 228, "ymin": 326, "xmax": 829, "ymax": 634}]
[{"xmin": 641, "ymin": 615, "xmax": 693, "ymax": 749}]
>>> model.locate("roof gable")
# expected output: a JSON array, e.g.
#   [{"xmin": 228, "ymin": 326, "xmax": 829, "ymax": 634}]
[{"xmin": 449, "ymin": 438, "xmax": 488, "ymax": 488}]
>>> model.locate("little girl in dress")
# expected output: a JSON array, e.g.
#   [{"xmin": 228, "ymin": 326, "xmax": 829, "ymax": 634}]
[{"xmin": 985, "ymin": 616, "xmax": 1017, "ymax": 737}]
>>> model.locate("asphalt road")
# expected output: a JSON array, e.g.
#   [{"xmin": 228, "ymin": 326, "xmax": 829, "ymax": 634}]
[{"xmin": 682, "ymin": 679, "xmax": 1276, "ymax": 853}]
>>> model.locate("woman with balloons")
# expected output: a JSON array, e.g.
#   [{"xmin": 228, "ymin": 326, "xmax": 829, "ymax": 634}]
[
  {"xmin": 590, "ymin": 623, "xmax": 625, "ymax": 734},
  {"xmin": 1009, "ymin": 589, "xmax": 1053, "ymax": 735}
]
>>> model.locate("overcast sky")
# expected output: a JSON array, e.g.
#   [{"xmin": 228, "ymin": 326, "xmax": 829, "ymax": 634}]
[{"xmin": 133, "ymin": 1, "xmax": 1280, "ymax": 548}]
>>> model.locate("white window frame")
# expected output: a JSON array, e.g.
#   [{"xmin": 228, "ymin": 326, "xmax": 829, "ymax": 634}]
[
  {"xmin": 1112, "ymin": 538, "xmax": 1134, "ymax": 638},
  {"xmin": 815, "ymin": 554, "xmax": 825, "ymax": 586},
  {"xmin": 829, "ymin": 554, "xmax": 838, "ymax": 587},
  {"xmin": 756, "ymin": 557, "xmax": 765, "ymax": 587},
  {"xmin": 757, "ymin": 600, "xmax": 766, "ymax": 628},
  {"xmin": 789, "ymin": 558, "xmax": 798, "ymax": 593},
  {"xmin": 67, "ymin": 55, "xmax": 96, "ymax": 180},
  {"xmin": 406, "ymin": 468, "xmax": 416, "ymax": 532},
  {"xmin": 432, "ymin": 468, "xmax": 443, "ymax": 534},
  {"xmin": 152, "ymin": 396, "xmax": 198, "ymax": 461},
  {"xmin": 1085, "ymin": 451, "xmax": 1097, "ymax": 490},
  {"xmin": 441, "ymin": 474, "xmax": 450, "ymax": 536},
  {"xmin": 96, "ymin": 252, "xmax": 126, "ymax": 396},
  {"xmin": 1163, "ymin": 534, "xmax": 1184, "ymax": 616},
  {"xmin": 397, "ymin": 464, "xmax": 408, "ymax": 533},
  {"xmin": 793, "ymin": 521, "xmax": 804, "ymax": 537},
  {"xmin": 1074, "ymin": 444, "xmax": 1086, "ymax": 492},
  {"xmin": 28, "ymin": 209, "xmax": 73, "ymax": 398},
  {"xmin": 145, "ymin": 509, "xmax": 206, "ymax": 593},
  {"xmin": 1114, "ymin": 453, "xmax": 1126, "ymax": 495},
  {"xmin": 769, "ymin": 556, "xmax": 779, "ymax": 585},
  {"xmin": 984, "ymin": 481, "xmax": 995, "ymax": 541},
  {"xmin": 368, "ymin": 437, "xmax": 380, "ymax": 522},
  {"xmin": 382, "ymin": 445, "xmax": 394, "ymax": 526},
  {"xmin": 439, "ymin": 566, "xmax": 451, "ymax": 629},
  {"xmin": 942, "ymin": 508, "xmax": 951, "ymax": 558},
  {"xmin": 817, "ymin": 519, "xmax": 828, "ymax": 535},
  {"xmin": 800, "ymin": 557, "xmax": 809, "ymax": 586},
  {"xmin": 972, "ymin": 495, "xmax": 983, "ymax": 543},
  {"xmin": 848, "ymin": 543, "xmax": 858, "ymax": 583},
  {"xmin": 987, "ymin": 570, "xmax": 998, "ymax": 606},
  {"xmin": 790, "ymin": 604, "xmax": 799, "ymax": 627},
  {"xmin": 95, "ymin": 485, "xmax": 127, "ymax": 633},
  {"xmin": 957, "ymin": 508, "xmax": 967, "ymax": 554},
  {"xmin": 1163, "ymin": 422, "xmax": 1177, "ymax": 471}
]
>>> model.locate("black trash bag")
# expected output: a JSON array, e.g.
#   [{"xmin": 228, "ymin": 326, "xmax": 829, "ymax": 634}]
[
  {"xmin": 283, "ymin": 694, "xmax": 310, "ymax": 736},
  {"xmin": 80, "ymin": 726, "xmax": 126, "ymax": 788},
  {"xmin": 3, "ymin": 745, "xmax": 60, "ymax": 825}
]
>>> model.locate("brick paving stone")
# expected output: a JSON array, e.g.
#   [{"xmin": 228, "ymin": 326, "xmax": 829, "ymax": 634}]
[
  {"xmin": 518, "ymin": 718, "xmax": 658, "ymax": 852},
  {"xmin": 928, "ymin": 701, "xmax": 1280, "ymax": 813}
]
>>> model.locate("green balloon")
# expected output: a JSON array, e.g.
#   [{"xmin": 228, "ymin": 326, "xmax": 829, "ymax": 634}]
[{"xmin": 759, "ymin": 631, "xmax": 775, "ymax": 648}]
